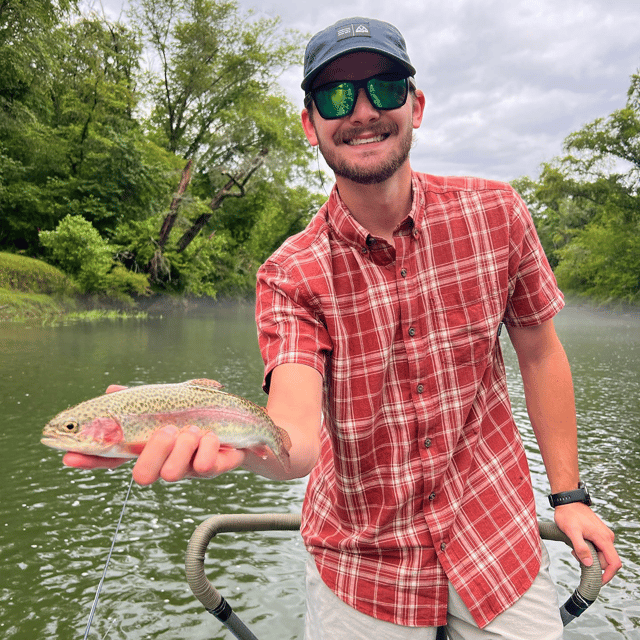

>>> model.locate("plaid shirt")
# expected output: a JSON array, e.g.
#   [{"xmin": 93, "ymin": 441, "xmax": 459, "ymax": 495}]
[{"xmin": 256, "ymin": 172, "xmax": 564, "ymax": 628}]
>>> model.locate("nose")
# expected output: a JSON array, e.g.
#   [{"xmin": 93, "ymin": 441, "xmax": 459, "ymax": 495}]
[{"xmin": 348, "ymin": 87, "xmax": 380, "ymax": 124}]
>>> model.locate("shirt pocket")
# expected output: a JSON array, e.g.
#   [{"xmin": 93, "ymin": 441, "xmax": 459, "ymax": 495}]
[{"xmin": 430, "ymin": 283, "xmax": 498, "ymax": 368}]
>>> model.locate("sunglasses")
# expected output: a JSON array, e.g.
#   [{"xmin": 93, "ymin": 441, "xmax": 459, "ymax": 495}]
[{"xmin": 305, "ymin": 73, "xmax": 414, "ymax": 120}]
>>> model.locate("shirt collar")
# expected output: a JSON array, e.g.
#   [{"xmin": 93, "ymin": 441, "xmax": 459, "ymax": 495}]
[{"xmin": 325, "ymin": 171, "xmax": 427, "ymax": 251}]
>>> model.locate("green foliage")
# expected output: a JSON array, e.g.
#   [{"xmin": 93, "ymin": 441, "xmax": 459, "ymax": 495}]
[
  {"xmin": 0, "ymin": 252, "xmax": 76, "ymax": 295},
  {"xmin": 0, "ymin": 0, "xmax": 321, "ymax": 300},
  {"xmin": 39, "ymin": 214, "xmax": 115, "ymax": 292},
  {"xmin": 39, "ymin": 214, "xmax": 150, "ymax": 299},
  {"xmin": 135, "ymin": 0, "xmax": 305, "ymax": 161},
  {"xmin": 514, "ymin": 70, "xmax": 640, "ymax": 304},
  {"xmin": 555, "ymin": 220, "xmax": 640, "ymax": 303}
]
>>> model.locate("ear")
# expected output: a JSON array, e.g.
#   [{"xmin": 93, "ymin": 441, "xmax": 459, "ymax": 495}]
[
  {"xmin": 301, "ymin": 108, "xmax": 319, "ymax": 146},
  {"xmin": 412, "ymin": 89, "xmax": 426, "ymax": 129}
]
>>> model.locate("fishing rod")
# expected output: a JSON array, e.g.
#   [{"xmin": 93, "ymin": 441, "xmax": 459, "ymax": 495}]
[{"xmin": 185, "ymin": 514, "xmax": 603, "ymax": 640}]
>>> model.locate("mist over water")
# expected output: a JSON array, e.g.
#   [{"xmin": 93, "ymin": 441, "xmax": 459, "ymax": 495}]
[{"xmin": 1, "ymin": 302, "xmax": 638, "ymax": 639}]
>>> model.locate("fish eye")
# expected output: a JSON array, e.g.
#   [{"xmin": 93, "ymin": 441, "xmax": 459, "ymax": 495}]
[{"xmin": 63, "ymin": 421, "xmax": 79, "ymax": 433}]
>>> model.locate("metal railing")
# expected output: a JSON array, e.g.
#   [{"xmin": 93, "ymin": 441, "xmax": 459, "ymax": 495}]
[{"xmin": 185, "ymin": 514, "xmax": 602, "ymax": 639}]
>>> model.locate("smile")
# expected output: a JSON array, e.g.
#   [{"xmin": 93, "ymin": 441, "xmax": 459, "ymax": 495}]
[{"xmin": 346, "ymin": 134, "xmax": 389, "ymax": 146}]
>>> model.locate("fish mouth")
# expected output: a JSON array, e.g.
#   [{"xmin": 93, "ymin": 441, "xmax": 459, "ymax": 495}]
[
  {"xmin": 41, "ymin": 436, "xmax": 71, "ymax": 451},
  {"xmin": 40, "ymin": 435, "xmax": 116, "ymax": 457}
]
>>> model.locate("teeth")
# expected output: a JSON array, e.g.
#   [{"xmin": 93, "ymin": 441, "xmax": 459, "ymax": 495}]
[{"xmin": 347, "ymin": 135, "xmax": 385, "ymax": 146}]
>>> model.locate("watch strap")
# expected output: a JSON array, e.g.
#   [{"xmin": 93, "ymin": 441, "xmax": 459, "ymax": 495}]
[{"xmin": 548, "ymin": 481, "xmax": 592, "ymax": 508}]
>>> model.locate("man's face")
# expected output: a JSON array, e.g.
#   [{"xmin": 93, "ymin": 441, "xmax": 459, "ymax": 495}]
[{"xmin": 301, "ymin": 52, "xmax": 424, "ymax": 185}]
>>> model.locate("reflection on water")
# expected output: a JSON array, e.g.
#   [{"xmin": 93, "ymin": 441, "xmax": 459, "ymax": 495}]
[{"xmin": 0, "ymin": 303, "xmax": 638, "ymax": 639}]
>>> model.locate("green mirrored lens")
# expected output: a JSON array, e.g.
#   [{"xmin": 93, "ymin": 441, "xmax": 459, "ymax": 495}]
[
  {"xmin": 315, "ymin": 82, "xmax": 355, "ymax": 118},
  {"xmin": 311, "ymin": 74, "xmax": 409, "ymax": 119},
  {"xmin": 367, "ymin": 76, "xmax": 408, "ymax": 109}
]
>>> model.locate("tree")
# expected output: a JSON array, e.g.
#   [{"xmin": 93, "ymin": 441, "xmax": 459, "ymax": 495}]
[
  {"xmin": 514, "ymin": 70, "xmax": 640, "ymax": 303},
  {"xmin": 0, "ymin": 11, "xmax": 179, "ymax": 254},
  {"xmin": 132, "ymin": 0, "xmax": 318, "ymax": 283},
  {"xmin": 133, "ymin": 0, "xmax": 304, "ymax": 160},
  {"xmin": 0, "ymin": 1, "xmax": 322, "ymax": 300}
]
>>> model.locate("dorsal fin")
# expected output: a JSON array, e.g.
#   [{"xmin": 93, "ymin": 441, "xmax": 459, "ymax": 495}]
[{"xmin": 187, "ymin": 378, "xmax": 224, "ymax": 390}]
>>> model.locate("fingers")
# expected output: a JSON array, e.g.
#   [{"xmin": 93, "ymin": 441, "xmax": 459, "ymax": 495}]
[
  {"xmin": 555, "ymin": 504, "xmax": 622, "ymax": 584},
  {"xmin": 132, "ymin": 427, "xmax": 246, "ymax": 485},
  {"xmin": 599, "ymin": 541, "xmax": 623, "ymax": 584},
  {"xmin": 133, "ymin": 425, "xmax": 194, "ymax": 485}
]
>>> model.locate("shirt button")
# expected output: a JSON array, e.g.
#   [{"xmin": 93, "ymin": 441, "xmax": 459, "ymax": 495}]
[
  {"xmin": 408, "ymin": 327, "xmax": 416, "ymax": 337},
  {"xmin": 361, "ymin": 246, "xmax": 368, "ymax": 254},
  {"xmin": 417, "ymin": 384, "xmax": 424, "ymax": 394},
  {"xmin": 440, "ymin": 542, "xmax": 447, "ymax": 552},
  {"xmin": 424, "ymin": 437, "xmax": 431, "ymax": 448},
  {"xmin": 429, "ymin": 492, "xmax": 436, "ymax": 501},
  {"xmin": 400, "ymin": 268, "xmax": 407, "ymax": 277}
]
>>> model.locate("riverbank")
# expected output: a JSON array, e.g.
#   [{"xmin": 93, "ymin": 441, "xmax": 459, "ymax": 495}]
[
  {"xmin": 3, "ymin": 251, "xmax": 637, "ymax": 323},
  {"xmin": 0, "ymin": 252, "xmax": 76, "ymax": 321},
  {"xmin": 0, "ymin": 252, "xmax": 151, "ymax": 322},
  {"xmin": 0, "ymin": 252, "xmax": 254, "ymax": 322}
]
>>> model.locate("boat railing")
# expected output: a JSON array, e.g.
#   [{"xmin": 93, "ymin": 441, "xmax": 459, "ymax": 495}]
[{"xmin": 185, "ymin": 513, "xmax": 602, "ymax": 639}]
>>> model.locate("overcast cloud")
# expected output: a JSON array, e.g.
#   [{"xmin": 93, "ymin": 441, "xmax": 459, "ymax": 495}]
[{"xmin": 97, "ymin": 0, "xmax": 640, "ymax": 183}]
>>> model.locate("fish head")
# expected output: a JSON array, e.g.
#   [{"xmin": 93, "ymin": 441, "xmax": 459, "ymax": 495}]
[{"xmin": 41, "ymin": 409, "xmax": 131, "ymax": 458}]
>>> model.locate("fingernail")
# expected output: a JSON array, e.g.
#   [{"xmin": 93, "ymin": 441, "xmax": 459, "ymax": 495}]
[
  {"xmin": 162, "ymin": 425, "xmax": 178, "ymax": 435},
  {"xmin": 187, "ymin": 425, "xmax": 201, "ymax": 435}
]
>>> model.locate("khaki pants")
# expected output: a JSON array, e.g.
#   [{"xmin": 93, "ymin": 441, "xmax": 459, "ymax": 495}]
[{"xmin": 305, "ymin": 545, "xmax": 563, "ymax": 640}]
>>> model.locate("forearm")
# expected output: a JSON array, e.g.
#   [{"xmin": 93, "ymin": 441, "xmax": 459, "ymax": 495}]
[
  {"xmin": 242, "ymin": 363, "xmax": 323, "ymax": 481},
  {"xmin": 519, "ymin": 343, "xmax": 580, "ymax": 492},
  {"xmin": 508, "ymin": 321, "xmax": 580, "ymax": 493}
]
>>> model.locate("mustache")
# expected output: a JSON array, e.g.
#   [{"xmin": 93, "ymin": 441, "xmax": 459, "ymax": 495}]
[{"xmin": 334, "ymin": 122, "xmax": 399, "ymax": 144}]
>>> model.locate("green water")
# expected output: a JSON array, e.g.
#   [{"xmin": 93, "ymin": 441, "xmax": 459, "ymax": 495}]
[{"xmin": 0, "ymin": 302, "xmax": 638, "ymax": 639}]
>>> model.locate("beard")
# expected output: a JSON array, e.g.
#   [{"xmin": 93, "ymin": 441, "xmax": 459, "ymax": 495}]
[{"xmin": 317, "ymin": 121, "xmax": 414, "ymax": 185}]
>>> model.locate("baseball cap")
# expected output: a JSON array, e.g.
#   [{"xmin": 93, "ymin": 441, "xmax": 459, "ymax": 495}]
[{"xmin": 301, "ymin": 17, "xmax": 416, "ymax": 92}]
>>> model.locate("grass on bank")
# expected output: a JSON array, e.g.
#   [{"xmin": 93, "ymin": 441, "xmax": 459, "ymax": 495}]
[
  {"xmin": 0, "ymin": 252, "xmax": 148, "ymax": 322},
  {"xmin": 0, "ymin": 252, "xmax": 76, "ymax": 321}
]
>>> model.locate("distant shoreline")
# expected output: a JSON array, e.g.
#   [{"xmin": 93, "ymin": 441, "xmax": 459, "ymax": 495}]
[{"xmin": 1, "ymin": 251, "xmax": 637, "ymax": 323}]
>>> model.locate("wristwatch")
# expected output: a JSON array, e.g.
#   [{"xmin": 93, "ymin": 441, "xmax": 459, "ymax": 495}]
[{"xmin": 548, "ymin": 481, "xmax": 592, "ymax": 508}]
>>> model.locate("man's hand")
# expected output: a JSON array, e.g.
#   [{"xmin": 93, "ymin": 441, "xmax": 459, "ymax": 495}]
[
  {"xmin": 130, "ymin": 426, "xmax": 246, "ymax": 485},
  {"xmin": 553, "ymin": 503, "xmax": 622, "ymax": 584}
]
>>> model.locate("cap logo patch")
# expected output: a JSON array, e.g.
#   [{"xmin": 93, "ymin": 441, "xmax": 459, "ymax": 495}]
[{"xmin": 336, "ymin": 22, "xmax": 371, "ymax": 41}]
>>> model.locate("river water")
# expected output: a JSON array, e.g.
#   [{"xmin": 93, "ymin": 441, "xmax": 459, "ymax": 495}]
[{"xmin": 0, "ymin": 302, "xmax": 638, "ymax": 639}]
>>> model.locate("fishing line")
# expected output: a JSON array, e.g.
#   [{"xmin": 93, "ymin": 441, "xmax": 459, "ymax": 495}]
[
  {"xmin": 99, "ymin": 618, "xmax": 115, "ymax": 640},
  {"xmin": 83, "ymin": 473, "xmax": 135, "ymax": 640}
]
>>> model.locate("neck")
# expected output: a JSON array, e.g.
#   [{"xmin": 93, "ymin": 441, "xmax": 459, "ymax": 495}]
[{"xmin": 335, "ymin": 164, "xmax": 413, "ymax": 243}]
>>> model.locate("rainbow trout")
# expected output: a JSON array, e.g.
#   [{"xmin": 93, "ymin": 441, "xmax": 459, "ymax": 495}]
[{"xmin": 41, "ymin": 378, "xmax": 291, "ymax": 469}]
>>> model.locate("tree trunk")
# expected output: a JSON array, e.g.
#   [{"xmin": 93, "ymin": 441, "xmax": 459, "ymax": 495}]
[
  {"xmin": 175, "ymin": 148, "xmax": 268, "ymax": 253},
  {"xmin": 158, "ymin": 158, "xmax": 193, "ymax": 248}
]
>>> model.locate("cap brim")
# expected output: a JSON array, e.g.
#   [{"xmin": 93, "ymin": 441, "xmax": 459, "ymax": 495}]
[{"xmin": 301, "ymin": 45, "xmax": 416, "ymax": 91}]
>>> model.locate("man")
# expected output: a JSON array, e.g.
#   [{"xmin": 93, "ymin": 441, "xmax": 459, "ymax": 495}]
[{"xmin": 66, "ymin": 17, "xmax": 620, "ymax": 639}]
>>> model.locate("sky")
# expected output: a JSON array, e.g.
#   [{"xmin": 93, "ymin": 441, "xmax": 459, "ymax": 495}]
[{"xmin": 95, "ymin": 0, "xmax": 640, "ymax": 183}]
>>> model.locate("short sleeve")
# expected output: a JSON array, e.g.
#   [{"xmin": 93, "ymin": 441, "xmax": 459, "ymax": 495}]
[
  {"xmin": 504, "ymin": 190, "xmax": 564, "ymax": 326},
  {"xmin": 256, "ymin": 260, "xmax": 332, "ymax": 393}
]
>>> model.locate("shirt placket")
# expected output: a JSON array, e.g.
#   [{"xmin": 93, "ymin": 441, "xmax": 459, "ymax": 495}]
[
  {"xmin": 395, "ymin": 223, "xmax": 448, "ymax": 547},
  {"xmin": 394, "ymin": 224, "xmax": 436, "ymax": 444}
]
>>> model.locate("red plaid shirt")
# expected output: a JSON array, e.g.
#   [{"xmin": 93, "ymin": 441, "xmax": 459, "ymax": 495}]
[{"xmin": 256, "ymin": 172, "xmax": 564, "ymax": 628}]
